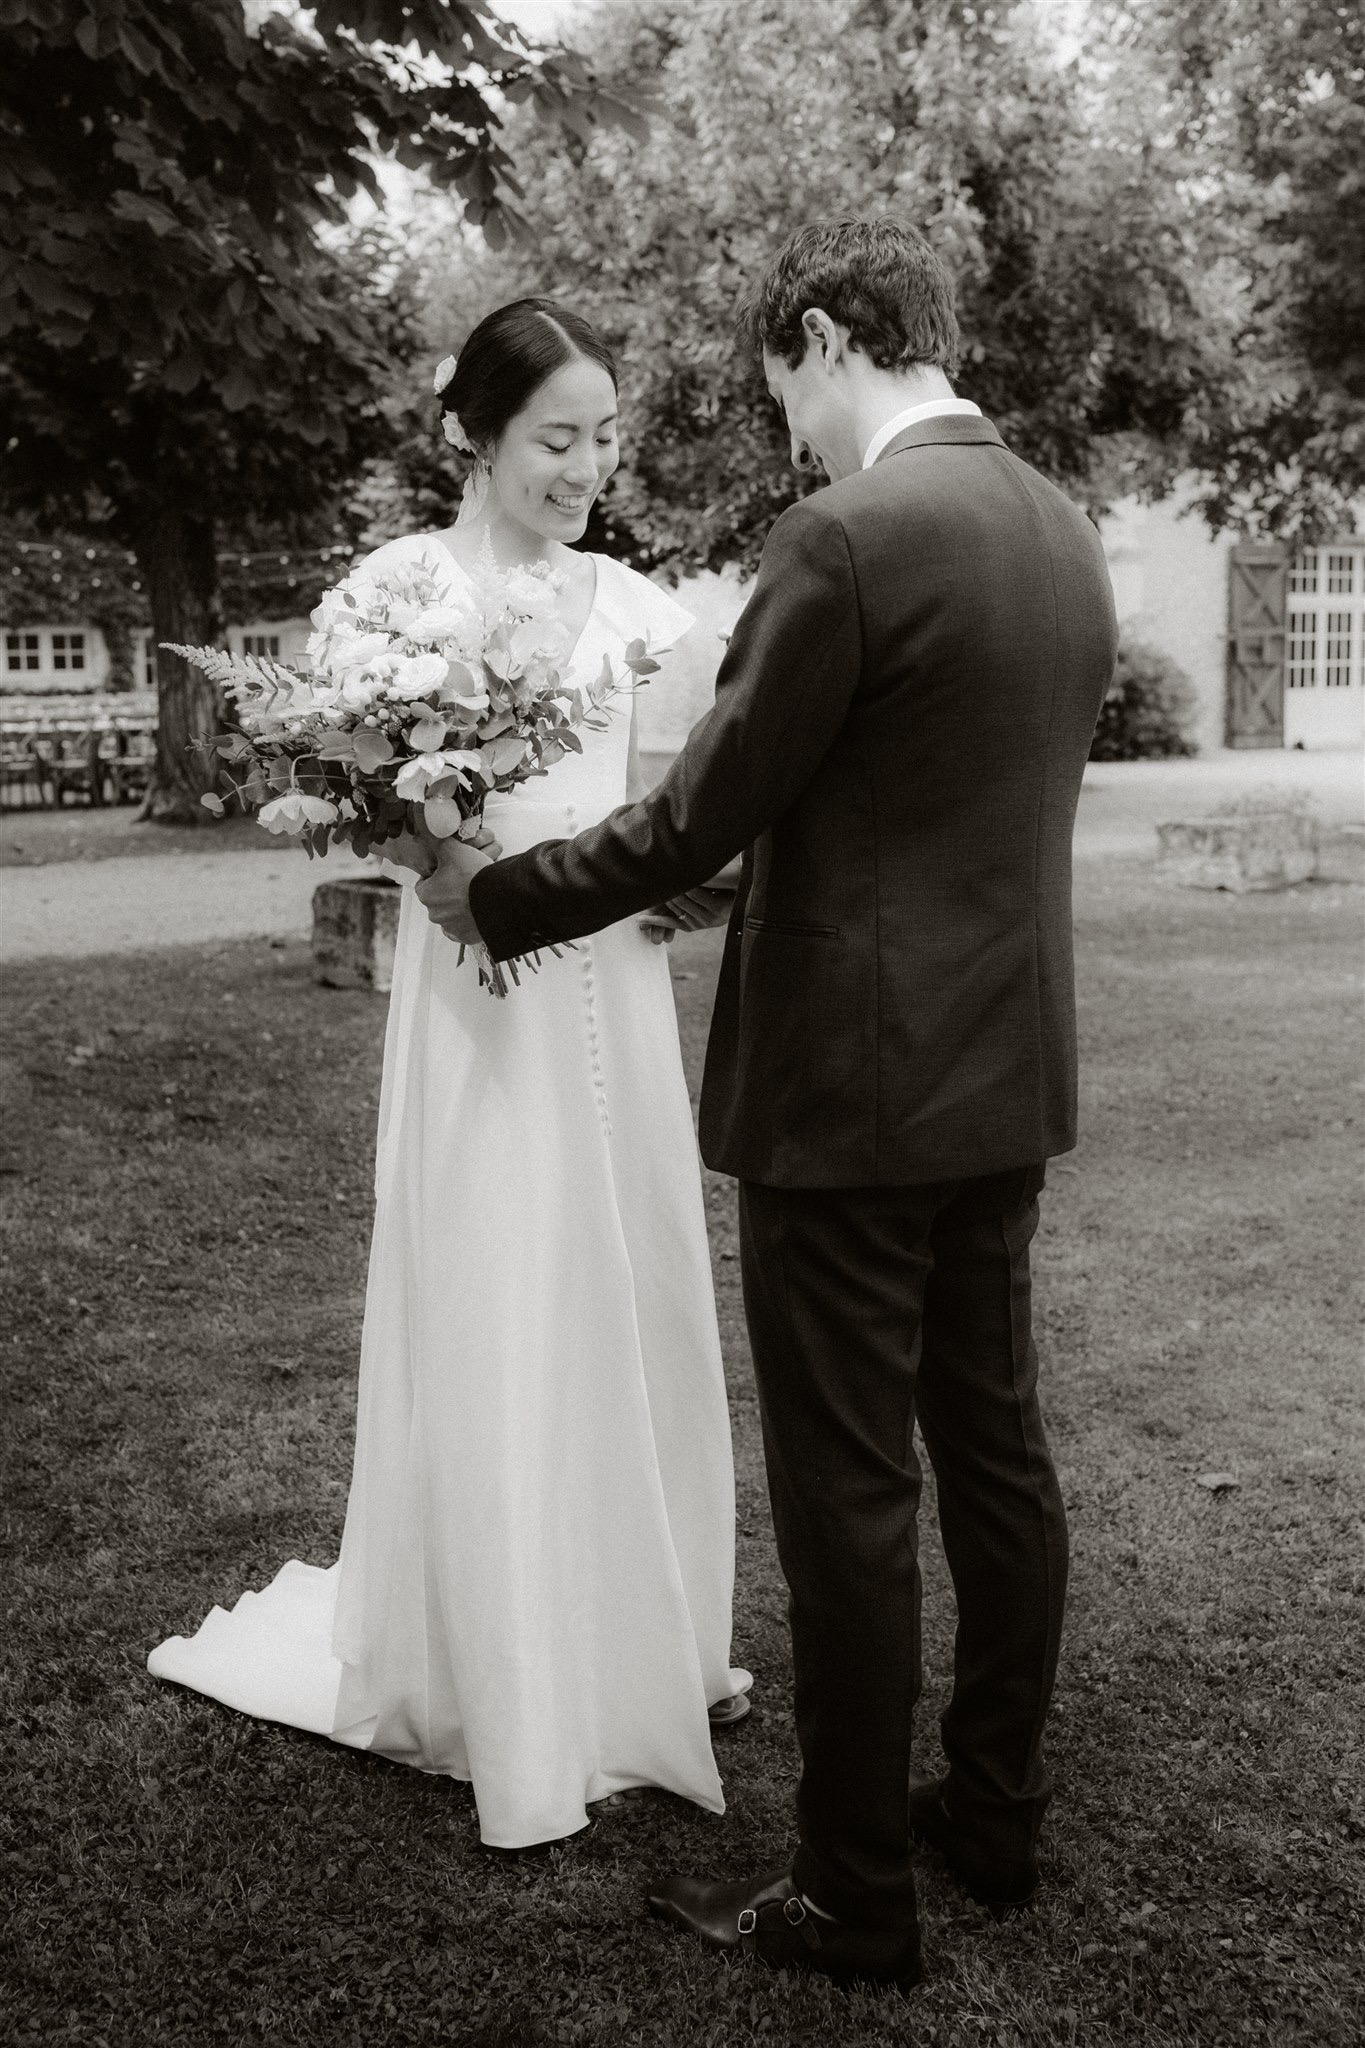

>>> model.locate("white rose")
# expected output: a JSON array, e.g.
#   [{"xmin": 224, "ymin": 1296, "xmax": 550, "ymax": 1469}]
[
  {"xmin": 388, "ymin": 652, "xmax": 449, "ymax": 702},
  {"xmin": 326, "ymin": 630, "xmax": 393, "ymax": 675},
  {"xmin": 504, "ymin": 567, "xmax": 562, "ymax": 621},
  {"xmin": 407, "ymin": 602, "xmax": 472, "ymax": 642}
]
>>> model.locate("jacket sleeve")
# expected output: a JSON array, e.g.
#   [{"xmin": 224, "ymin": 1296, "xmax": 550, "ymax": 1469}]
[{"xmin": 469, "ymin": 497, "xmax": 863, "ymax": 962}]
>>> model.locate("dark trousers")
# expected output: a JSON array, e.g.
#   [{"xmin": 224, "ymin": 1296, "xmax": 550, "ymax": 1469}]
[{"xmin": 738, "ymin": 1167, "xmax": 1068, "ymax": 1932}]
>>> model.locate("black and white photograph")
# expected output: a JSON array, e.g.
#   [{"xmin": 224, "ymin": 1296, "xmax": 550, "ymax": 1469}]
[{"xmin": 1, "ymin": 1, "xmax": 1361, "ymax": 2043}]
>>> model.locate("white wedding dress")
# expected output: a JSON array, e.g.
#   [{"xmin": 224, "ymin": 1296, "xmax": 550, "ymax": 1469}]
[{"xmin": 149, "ymin": 536, "xmax": 748, "ymax": 1847}]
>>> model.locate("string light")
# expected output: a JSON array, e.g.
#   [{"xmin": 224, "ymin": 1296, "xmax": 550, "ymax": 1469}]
[{"xmin": 12, "ymin": 538, "xmax": 358, "ymax": 572}]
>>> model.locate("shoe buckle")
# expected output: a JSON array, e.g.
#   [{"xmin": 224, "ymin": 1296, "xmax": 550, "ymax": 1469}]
[
  {"xmin": 784, "ymin": 1893, "xmax": 824, "ymax": 1950},
  {"xmin": 736, "ymin": 1908, "xmax": 758, "ymax": 1936}
]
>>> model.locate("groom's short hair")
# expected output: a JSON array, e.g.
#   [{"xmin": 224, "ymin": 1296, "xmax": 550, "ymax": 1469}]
[{"xmin": 739, "ymin": 217, "xmax": 960, "ymax": 376}]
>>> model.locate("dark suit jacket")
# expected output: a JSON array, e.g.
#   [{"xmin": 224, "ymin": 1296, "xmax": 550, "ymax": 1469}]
[{"xmin": 470, "ymin": 414, "xmax": 1118, "ymax": 1186}]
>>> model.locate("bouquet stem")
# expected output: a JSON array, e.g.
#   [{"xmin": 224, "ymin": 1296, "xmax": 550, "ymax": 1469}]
[
  {"xmin": 457, "ymin": 940, "xmax": 576, "ymax": 999},
  {"xmin": 455, "ymin": 943, "xmax": 509, "ymax": 999}
]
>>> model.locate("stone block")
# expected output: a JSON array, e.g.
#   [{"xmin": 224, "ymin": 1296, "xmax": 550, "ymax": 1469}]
[
  {"xmin": 312, "ymin": 875, "xmax": 401, "ymax": 991},
  {"xmin": 1318, "ymin": 823, "xmax": 1365, "ymax": 885},
  {"xmin": 1155, "ymin": 812, "xmax": 1319, "ymax": 892}
]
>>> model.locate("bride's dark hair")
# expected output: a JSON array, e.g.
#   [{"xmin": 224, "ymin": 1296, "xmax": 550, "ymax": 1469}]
[{"xmin": 439, "ymin": 299, "xmax": 618, "ymax": 453}]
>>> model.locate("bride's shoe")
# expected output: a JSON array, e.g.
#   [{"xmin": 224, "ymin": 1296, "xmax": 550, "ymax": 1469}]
[
  {"xmin": 707, "ymin": 1690, "xmax": 752, "ymax": 1728},
  {"xmin": 590, "ymin": 1786, "xmax": 656, "ymax": 1811}
]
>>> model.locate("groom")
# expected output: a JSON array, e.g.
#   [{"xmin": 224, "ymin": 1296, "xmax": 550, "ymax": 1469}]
[{"xmin": 419, "ymin": 217, "xmax": 1117, "ymax": 1987}]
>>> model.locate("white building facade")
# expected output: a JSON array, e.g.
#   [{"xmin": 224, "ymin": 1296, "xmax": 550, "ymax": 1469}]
[
  {"xmin": 1097, "ymin": 489, "xmax": 1364, "ymax": 754},
  {"xmin": 6, "ymin": 505, "xmax": 1362, "ymax": 759},
  {"xmin": 644, "ymin": 495, "xmax": 1365, "ymax": 759}
]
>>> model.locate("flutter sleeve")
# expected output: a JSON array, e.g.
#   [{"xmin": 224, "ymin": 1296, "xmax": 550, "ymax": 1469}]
[{"xmin": 592, "ymin": 557, "xmax": 695, "ymax": 655}]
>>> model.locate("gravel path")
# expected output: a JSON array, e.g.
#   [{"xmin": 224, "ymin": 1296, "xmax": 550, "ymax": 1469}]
[
  {"xmin": 2, "ymin": 752, "xmax": 1358, "ymax": 963},
  {"xmin": 1075, "ymin": 752, "xmax": 1362, "ymax": 860},
  {"xmin": 1, "ymin": 843, "xmax": 375, "ymax": 961}
]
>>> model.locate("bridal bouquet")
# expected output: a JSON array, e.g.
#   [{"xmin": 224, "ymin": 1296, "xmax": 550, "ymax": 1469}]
[{"xmin": 167, "ymin": 542, "xmax": 659, "ymax": 995}]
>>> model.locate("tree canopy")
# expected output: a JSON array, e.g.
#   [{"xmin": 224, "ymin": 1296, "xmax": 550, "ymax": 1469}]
[
  {"xmin": 1089, "ymin": 0, "xmax": 1365, "ymax": 538},
  {"xmin": 419, "ymin": 0, "xmax": 1243, "ymax": 572},
  {"xmin": 0, "ymin": 0, "xmax": 638, "ymax": 816}
]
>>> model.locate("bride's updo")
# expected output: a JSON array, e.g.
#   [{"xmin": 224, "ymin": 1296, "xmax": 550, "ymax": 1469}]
[{"xmin": 437, "ymin": 299, "xmax": 618, "ymax": 455}]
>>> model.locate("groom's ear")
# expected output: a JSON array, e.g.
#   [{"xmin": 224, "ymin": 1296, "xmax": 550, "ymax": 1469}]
[{"xmin": 801, "ymin": 307, "xmax": 843, "ymax": 370}]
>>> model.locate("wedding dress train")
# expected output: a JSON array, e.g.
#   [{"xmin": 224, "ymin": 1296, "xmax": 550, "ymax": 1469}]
[{"xmin": 149, "ymin": 537, "xmax": 748, "ymax": 1847}]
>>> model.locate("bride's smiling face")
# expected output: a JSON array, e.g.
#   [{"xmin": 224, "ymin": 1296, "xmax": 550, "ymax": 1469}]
[{"xmin": 490, "ymin": 357, "xmax": 620, "ymax": 543}]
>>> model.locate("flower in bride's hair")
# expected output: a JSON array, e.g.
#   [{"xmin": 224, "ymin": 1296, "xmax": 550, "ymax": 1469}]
[
  {"xmin": 432, "ymin": 354, "xmax": 457, "ymax": 395},
  {"xmin": 442, "ymin": 410, "xmax": 474, "ymax": 453}
]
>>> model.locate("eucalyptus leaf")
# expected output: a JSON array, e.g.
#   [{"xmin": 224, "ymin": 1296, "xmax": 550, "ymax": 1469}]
[
  {"xmin": 352, "ymin": 729, "xmax": 395, "ymax": 772},
  {"xmin": 423, "ymin": 795, "xmax": 464, "ymax": 838}
]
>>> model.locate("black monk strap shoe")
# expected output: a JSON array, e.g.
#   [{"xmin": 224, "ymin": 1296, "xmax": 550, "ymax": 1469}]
[
  {"xmin": 646, "ymin": 1864, "xmax": 923, "ymax": 1990},
  {"xmin": 907, "ymin": 1772, "xmax": 1040, "ymax": 1915}
]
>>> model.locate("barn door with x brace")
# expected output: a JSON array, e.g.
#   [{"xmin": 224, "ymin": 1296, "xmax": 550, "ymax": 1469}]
[{"xmin": 1226, "ymin": 543, "xmax": 1288, "ymax": 747}]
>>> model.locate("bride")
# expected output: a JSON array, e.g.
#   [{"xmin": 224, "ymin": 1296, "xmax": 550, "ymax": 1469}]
[{"xmin": 149, "ymin": 298, "xmax": 750, "ymax": 1850}]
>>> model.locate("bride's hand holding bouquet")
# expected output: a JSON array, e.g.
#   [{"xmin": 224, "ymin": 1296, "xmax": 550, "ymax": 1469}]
[{"xmin": 166, "ymin": 538, "xmax": 658, "ymax": 995}]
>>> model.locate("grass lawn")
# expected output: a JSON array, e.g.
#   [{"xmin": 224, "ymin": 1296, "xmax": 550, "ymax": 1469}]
[{"xmin": 2, "ymin": 863, "xmax": 1362, "ymax": 2047}]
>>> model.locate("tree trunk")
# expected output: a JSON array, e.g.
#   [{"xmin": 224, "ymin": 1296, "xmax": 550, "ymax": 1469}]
[{"xmin": 131, "ymin": 502, "xmax": 225, "ymax": 825}]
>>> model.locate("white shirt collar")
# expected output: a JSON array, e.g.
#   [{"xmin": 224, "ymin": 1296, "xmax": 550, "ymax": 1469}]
[{"xmin": 862, "ymin": 398, "xmax": 983, "ymax": 470}]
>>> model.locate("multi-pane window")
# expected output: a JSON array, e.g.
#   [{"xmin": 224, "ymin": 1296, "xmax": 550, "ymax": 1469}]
[
  {"xmin": 2, "ymin": 628, "xmax": 92, "ymax": 680},
  {"xmin": 241, "ymin": 634, "xmax": 281, "ymax": 657},
  {"xmin": 1286, "ymin": 546, "xmax": 1363, "ymax": 691},
  {"xmin": 5, "ymin": 632, "xmax": 41, "ymax": 672},
  {"xmin": 133, "ymin": 632, "xmax": 158, "ymax": 692},
  {"xmin": 1325, "ymin": 613, "xmax": 1353, "ymax": 689},
  {"xmin": 1287, "ymin": 613, "xmax": 1317, "ymax": 689},
  {"xmin": 50, "ymin": 631, "xmax": 85, "ymax": 671}
]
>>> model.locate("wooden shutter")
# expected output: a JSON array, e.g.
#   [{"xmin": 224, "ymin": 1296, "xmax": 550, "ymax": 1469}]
[{"xmin": 1227, "ymin": 543, "xmax": 1288, "ymax": 747}]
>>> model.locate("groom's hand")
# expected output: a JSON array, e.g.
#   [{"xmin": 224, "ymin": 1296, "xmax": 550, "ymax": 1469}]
[
  {"xmin": 638, "ymin": 858, "xmax": 743, "ymax": 943},
  {"xmin": 415, "ymin": 836, "xmax": 495, "ymax": 945},
  {"xmin": 639, "ymin": 887, "xmax": 736, "ymax": 945}
]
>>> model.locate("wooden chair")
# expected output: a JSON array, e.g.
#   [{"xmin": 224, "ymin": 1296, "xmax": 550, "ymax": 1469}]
[
  {"xmin": 104, "ymin": 726, "xmax": 156, "ymax": 805},
  {"xmin": 29, "ymin": 730, "xmax": 99, "ymax": 806},
  {"xmin": 0, "ymin": 735, "xmax": 46, "ymax": 808}
]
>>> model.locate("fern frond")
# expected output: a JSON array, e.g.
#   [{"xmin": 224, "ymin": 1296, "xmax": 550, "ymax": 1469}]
[{"xmin": 160, "ymin": 643, "xmax": 308, "ymax": 705}]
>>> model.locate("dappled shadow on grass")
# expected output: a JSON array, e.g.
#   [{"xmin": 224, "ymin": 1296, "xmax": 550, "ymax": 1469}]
[{"xmin": 1, "ymin": 876, "xmax": 1362, "ymax": 2046}]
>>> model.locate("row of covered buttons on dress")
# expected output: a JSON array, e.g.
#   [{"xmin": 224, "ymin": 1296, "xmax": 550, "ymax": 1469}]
[{"xmin": 566, "ymin": 804, "xmax": 612, "ymax": 1139}]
